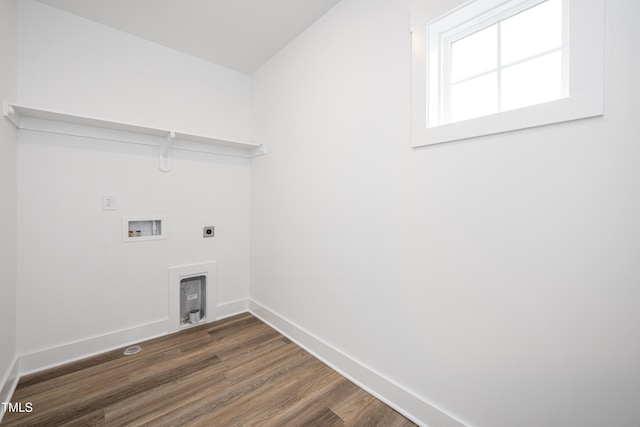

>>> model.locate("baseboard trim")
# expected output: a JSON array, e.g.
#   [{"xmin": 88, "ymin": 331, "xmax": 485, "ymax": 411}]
[
  {"xmin": 0, "ymin": 357, "xmax": 20, "ymax": 423},
  {"xmin": 249, "ymin": 300, "xmax": 465, "ymax": 427},
  {"xmin": 216, "ymin": 298, "xmax": 249, "ymax": 320},
  {"xmin": 17, "ymin": 300, "xmax": 250, "ymax": 377},
  {"xmin": 8, "ymin": 300, "xmax": 460, "ymax": 425},
  {"xmin": 18, "ymin": 319, "xmax": 170, "ymax": 376}
]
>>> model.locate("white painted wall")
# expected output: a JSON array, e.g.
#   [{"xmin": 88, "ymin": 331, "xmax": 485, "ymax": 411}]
[
  {"xmin": 17, "ymin": 0, "xmax": 251, "ymax": 142},
  {"xmin": 0, "ymin": 0, "xmax": 18, "ymax": 399},
  {"xmin": 250, "ymin": 0, "xmax": 640, "ymax": 426},
  {"xmin": 16, "ymin": 1, "xmax": 251, "ymax": 357}
]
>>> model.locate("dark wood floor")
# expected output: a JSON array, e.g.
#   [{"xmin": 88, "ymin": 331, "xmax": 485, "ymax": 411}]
[{"xmin": 3, "ymin": 313, "xmax": 416, "ymax": 426}]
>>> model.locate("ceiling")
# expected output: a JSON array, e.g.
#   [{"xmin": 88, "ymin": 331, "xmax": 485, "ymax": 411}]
[{"xmin": 34, "ymin": 0, "xmax": 342, "ymax": 75}]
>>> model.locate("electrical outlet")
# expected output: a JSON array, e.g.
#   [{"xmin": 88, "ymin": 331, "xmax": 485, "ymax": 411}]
[
  {"xmin": 103, "ymin": 195, "xmax": 116, "ymax": 210},
  {"xmin": 203, "ymin": 226, "xmax": 215, "ymax": 238}
]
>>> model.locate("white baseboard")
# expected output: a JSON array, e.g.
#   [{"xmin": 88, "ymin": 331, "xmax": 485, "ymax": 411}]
[
  {"xmin": 6, "ymin": 300, "xmax": 459, "ymax": 426},
  {"xmin": 216, "ymin": 298, "xmax": 249, "ymax": 319},
  {"xmin": 0, "ymin": 357, "xmax": 20, "ymax": 424},
  {"xmin": 249, "ymin": 300, "xmax": 466, "ymax": 427},
  {"xmin": 18, "ymin": 319, "xmax": 170, "ymax": 376},
  {"xmin": 17, "ymin": 299, "xmax": 250, "ymax": 377}
]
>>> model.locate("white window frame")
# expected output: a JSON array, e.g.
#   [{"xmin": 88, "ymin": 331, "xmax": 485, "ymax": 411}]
[{"xmin": 411, "ymin": 0, "xmax": 604, "ymax": 147}]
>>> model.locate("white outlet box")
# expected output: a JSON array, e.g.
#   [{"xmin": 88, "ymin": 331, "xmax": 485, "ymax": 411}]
[{"xmin": 122, "ymin": 216, "xmax": 166, "ymax": 242}]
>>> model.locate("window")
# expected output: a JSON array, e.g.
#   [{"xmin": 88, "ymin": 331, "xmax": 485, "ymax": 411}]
[
  {"xmin": 444, "ymin": 0, "xmax": 565, "ymax": 123},
  {"xmin": 411, "ymin": 0, "xmax": 604, "ymax": 147}
]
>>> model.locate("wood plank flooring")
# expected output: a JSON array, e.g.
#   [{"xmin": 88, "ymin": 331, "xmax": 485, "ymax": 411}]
[{"xmin": 3, "ymin": 313, "xmax": 416, "ymax": 426}]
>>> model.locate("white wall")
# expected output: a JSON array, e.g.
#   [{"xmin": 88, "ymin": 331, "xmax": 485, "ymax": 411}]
[
  {"xmin": 16, "ymin": 1, "xmax": 251, "ymax": 358},
  {"xmin": 17, "ymin": 0, "xmax": 250, "ymax": 141},
  {"xmin": 0, "ymin": 0, "xmax": 18, "ymax": 401},
  {"xmin": 250, "ymin": 0, "xmax": 640, "ymax": 426}
]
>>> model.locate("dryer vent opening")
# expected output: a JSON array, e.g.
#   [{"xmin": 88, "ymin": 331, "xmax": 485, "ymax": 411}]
[{"xmin": 180, "ymin": 275, "xmax": 206, "ymax": 328}]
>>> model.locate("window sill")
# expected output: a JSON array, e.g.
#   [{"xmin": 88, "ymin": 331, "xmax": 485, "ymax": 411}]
[{"xmin": 412, "ymin": 91, "xmax": 603, "ymax": 147}]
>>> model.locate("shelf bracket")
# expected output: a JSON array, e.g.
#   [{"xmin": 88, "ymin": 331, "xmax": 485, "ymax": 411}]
[
  {"xmin": 249, "ymin": 144, "xmax": 266, "ymax": 157},
  {"xmin": 2, "ymin": 102, "xmax": 20, "ymax": 128},
  {"xmin": 160, "ymin": 131, "xmax": 174, "ymax": 172}
]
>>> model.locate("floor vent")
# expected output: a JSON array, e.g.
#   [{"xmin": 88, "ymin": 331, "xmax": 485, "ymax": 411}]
[{"xmin": 123, "ymin": 345, "xmax": 142, "ymax": 356}]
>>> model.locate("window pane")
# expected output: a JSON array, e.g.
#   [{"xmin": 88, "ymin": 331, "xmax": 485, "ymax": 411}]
[
  {"xmin": 450, "ymin": 72, "xmax": 498, "ymax": 122},
  {"xmin": 451, "ymin": 24, "xmax": 497, "ymax": 83},
  {"xmin": 501, "ymin": 0, "xmax": 562, "ymax": 65},
  {"xmin": 501, "ymin": 51, "xmax": 562, "ymax": 111}
]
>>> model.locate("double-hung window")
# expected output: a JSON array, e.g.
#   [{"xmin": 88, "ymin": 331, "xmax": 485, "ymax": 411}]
[{"xmin": 411, "ymin": 0, "xmax": 604, "ymax": 147}]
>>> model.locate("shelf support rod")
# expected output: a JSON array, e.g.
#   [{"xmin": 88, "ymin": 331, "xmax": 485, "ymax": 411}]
[{"xmin": 159, "ymin": 131, "xmax": 174, "ymax": 172}]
